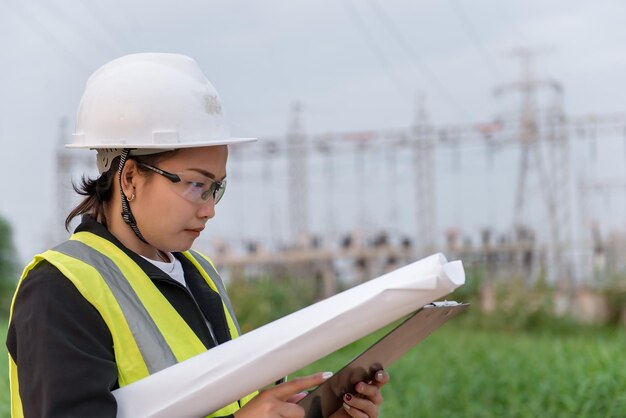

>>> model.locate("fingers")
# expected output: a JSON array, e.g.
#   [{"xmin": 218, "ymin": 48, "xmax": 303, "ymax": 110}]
[
  {"xmin": 342, "ymin": 393, "xmax": 375, "ymax": 418},
  {"xmin": 235, "ymin": 389, "xmax": 309, "ymax": 418},
  {"xmin": 235, "ymin": 373, "xmax": 332, "ymax": 418},
  {"xmin": 354, "ymin": 381, "xmax": 383, "ymax": 405},
  {"xmin": 339, "ymin": 369, "xmax": 389, "ymax": 418},
  {"xmin": 272, "ymin": 372, "xmax": 333, "ymax": 401},
  {"xmin": 373, "ymin": 369, "xmax": 390, "ymax": 387},
  {"xmin": 286, "ymin": 391, "xmax": 309, "ymax": 404}
]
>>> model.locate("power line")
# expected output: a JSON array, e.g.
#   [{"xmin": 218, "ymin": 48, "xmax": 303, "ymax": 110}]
[
  {"xmin": 35, "ymin": 1, "xmax": 125, "ymax": 57},
  {"xmin": 341, "ymin": 0, "xmax": 409, "ymax": 97},
  {"xmin": 6, "ymin": 2, "xmax": 92, "ymax": 75},
  {"xmin": 81, "ymin": 1, "xmax": 138, "ymax": 52},
  {"xmin": 365, "ymin": 0, "xmax": 470, "ymax": 118},
  {"xmin": 491, "ymin": 1, "xmax": 529, "ymax": 47},
  {"xmin": 447, "ymin": 0, "xmax": 502, "ymax": 81}
]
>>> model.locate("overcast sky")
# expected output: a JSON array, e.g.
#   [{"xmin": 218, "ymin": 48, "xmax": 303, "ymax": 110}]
[{"xmin": 1, "ymin": 0, "xmax": 625, "ymax": 263}]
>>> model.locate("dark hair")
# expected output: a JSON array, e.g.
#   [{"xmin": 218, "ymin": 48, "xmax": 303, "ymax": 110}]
[{"xmin": 65, "ymin": 151, "xmax": 176, "ymax": 231}]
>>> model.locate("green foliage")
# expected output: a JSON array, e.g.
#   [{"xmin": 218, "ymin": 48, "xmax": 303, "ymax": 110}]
[
  {"xmin": 298, "ymin": 323, "xmax": 626, "ymax": 418},
  {"xmin": 471, "ymin": 277, "xmax": 576, "ymax": 333},
  {"xmin": 451, "ymin": 268, "xmax": 601, "ymax": 335},
  {"xmin": 0, "ymin": 216, "xmax": 18, "ymax": 317},
  {"xmin": 0, "ymin": 320, "xmax": 9, "ymax": 417},
  {"xmin": 600, "ymin": 272, "xmax": 626, "ymax": 326},
  {"xmin": 227, "ymin": 275, "xmax": 317, "ymax": 333},
  {"xmin": 449, "ymin": 264, "xmax": 485, "ymax": 302}
]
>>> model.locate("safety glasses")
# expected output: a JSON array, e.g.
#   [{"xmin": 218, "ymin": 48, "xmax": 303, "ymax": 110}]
[{"xmin": 136, "ymin": 162, "xmax": 226, "ymax": 205}]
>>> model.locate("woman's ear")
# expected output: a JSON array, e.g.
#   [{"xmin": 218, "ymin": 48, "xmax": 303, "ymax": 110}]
[{"xmin": 120, "ymin": 159, "xmax": 138, "ymax": 199}]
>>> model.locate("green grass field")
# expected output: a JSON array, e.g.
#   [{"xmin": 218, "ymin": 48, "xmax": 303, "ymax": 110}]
[
  {"xmin": 2, "ymin": 320, "xmax": 625, "ymax": 418},
  {"xmin": 297, "ymin": 323, "xmax": 626, "ymax": 418}
]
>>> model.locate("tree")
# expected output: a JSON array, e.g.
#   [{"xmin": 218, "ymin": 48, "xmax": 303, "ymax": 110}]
[{"xmin": 0, "ymin": 215, "xmax": 19, "ymax": 317}]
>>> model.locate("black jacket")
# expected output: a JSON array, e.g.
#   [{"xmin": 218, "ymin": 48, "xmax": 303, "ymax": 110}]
[{"xmin": 7, "ymin": 216, "xmax": 236, "ymax": 418}]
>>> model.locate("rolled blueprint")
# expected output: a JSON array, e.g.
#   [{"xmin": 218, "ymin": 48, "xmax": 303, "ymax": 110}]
[{"xmin": 114, "ymin": 253, "xmax": 465, "ymax": 418}]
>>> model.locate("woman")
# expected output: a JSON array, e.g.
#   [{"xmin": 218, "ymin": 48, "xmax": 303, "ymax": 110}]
[{"xmin": 7, "ymin": 53, "xmax": 389, "ymax": 418}]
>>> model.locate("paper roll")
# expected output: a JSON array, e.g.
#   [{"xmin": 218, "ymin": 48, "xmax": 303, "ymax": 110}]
[{"xmin": 114, "ymin": 253, "xmax": 464, "ymax": 417}]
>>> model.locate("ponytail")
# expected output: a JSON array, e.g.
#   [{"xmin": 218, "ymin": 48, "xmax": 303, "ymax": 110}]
[{"xmin": 65, "ymin": 158, "xmax": 119, "ymax": 231}]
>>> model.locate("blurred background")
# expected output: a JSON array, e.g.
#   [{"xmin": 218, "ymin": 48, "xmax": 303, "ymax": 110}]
[{"xmin": 1, "ymin": 1, "xmax": 626, "ymax": 416}]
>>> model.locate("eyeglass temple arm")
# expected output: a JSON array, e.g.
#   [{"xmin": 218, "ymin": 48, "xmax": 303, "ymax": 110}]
[{"xmin": 136, "ymin": 162, "xmax": 181, "ymax": 183}]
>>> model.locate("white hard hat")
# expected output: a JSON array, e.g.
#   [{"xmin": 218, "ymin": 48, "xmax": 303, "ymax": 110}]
[{"xmin": 67, "ymin": 53, "xmax": 256, "ymax": 172}]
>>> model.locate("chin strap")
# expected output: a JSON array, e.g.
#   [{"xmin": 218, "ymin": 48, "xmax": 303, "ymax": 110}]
[{"xmin": 118, "ymin": 148, "xmax": 149, "ymax": 244}]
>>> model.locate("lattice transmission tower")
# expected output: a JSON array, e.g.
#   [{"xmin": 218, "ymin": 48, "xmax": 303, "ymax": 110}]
[
  {"xmin": 287, "ymin": 102, "xmax": 310, "ymax": 245},
  {"xmin": 495, "ymin": 48, "xmax": 573, "ymax": 284},
  {"xmin": 412, "ymin": 94, "xmax": 436, "ymax": 254}
]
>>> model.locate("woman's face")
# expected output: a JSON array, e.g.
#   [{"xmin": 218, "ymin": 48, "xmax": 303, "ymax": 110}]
[{"xmin": 129, "ymin": 145, "xmax": 228, "ymax": 253}]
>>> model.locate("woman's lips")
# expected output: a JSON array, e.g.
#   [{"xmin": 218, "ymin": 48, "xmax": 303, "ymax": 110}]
[{"xmin": 185, "ymin": 227, "xmax": 204, "ymax": 236}]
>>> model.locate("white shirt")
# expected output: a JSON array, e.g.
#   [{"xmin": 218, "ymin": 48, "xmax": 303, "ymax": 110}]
[
  {"xmin": 140, "ymin": 252, "xmax": 218, "ymax": 344},
  {"xmin": 140, "ymin": 253, "xmax": 186, "ymax": 287}
]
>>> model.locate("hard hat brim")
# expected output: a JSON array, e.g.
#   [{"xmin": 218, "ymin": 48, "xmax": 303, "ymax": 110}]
[{"xmin": 65, "ymin": 137, "xmax": 258, "ymax": 150}]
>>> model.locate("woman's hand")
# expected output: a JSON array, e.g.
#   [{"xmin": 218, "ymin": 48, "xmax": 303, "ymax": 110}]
[
  {"xmin": 234, "ymin": 372, "xmax": 332, "ymax": 418},
  {"xmin": 329, "ymin": 369, "xmax": 390, "ymax": 418}
]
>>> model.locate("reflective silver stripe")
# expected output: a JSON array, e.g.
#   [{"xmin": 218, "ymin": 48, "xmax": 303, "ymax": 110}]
[
  {"xmin": 54, "ymin": 240, "xmax": 178, "ymax": 374},
  {"xmin": 189, "ymin": 250, "xmax": 241, "ymax": 336}
]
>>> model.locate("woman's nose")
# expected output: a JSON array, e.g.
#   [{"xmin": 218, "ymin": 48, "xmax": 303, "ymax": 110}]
[{"xmin": 197, "ymin": 198, "xmax": 216, "ymax": 219}]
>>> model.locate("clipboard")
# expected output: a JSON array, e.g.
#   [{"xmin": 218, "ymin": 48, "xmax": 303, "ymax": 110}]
[{"xmin": 298, "ymin": 301, "xmax": 469, "ymax": 418}]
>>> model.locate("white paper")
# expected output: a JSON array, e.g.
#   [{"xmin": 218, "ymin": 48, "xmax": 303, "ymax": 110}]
[{"xmin": 114, "ymin": 253, "xmax": 464, "ymax": 418}]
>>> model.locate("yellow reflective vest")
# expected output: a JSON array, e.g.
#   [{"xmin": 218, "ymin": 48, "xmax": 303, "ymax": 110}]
[{"xmin": 9, "ymin": 231, "xmax": 256, "ymax": 417}]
